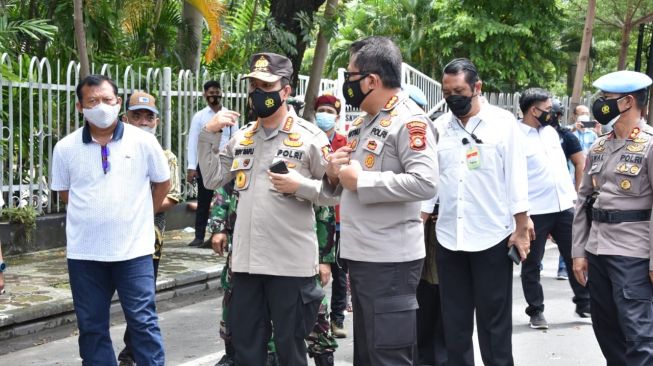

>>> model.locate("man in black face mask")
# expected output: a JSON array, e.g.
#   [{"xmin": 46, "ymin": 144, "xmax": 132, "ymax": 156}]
[
  {"xmin": 516, "ymin": 88, "xmax": 591, "ymax": 332},
  {"xmin": 186, "ymin": 80, "xmax": 236, "ymax": 247},
  {"xmin": 326, "ymin": 36, "xmax": 438, "ymax": 366},
  {"xmin": 196, "ymin": 52, "xmax": 338, "ymax": 366},
  {"xmin": 572, "ymin": 70, "xmax": 653, "ymax": 366},
  {"xmin": 424, "ymin": 58, "xmax": 533, "ymax": 366}
]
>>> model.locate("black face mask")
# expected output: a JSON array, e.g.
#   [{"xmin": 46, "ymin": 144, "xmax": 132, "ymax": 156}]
[
  {"xmin": 343, "ymin": 75, "xmax": 372, "ymax": 108},
  {"xmin": 536, "ymin": 109, "xmax": 552, "ymax": 127},
  {"xmin": 592, "ymin": 96, "xmax": 629, "ymax": 125},
  {"xmin": 207, "ymin": 95, "xmax": 222, "ymax": 108},
  {"xmin": 248, "ymin": 88, "xmax": 283, "ymax": 118},
  {"xmin": 445, "ymin": 94, "xmax": 473, "ymax": 118}
]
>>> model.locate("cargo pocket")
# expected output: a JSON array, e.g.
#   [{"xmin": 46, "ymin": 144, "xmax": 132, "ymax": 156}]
[
  {"xmin": 296, "ymin": 281, "xmax": 325, "ymax": 338},
  {"xmin": 622, "ymin": 281, "xmax": 653, "ymax": 342},
  {"xmin": 374, "ymin": 295, "xmax": 418, "ymax": 349}
]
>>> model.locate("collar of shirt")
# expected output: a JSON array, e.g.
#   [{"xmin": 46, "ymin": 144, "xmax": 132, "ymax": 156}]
[{"xmin": 82, "ymin": 120, "xmax": 124, "ymax": 144}]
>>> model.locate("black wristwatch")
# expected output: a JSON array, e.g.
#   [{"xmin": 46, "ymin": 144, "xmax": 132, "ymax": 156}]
[{"xmin": 0, "ymin": 262, "xmax": 6, "ymax": 273}]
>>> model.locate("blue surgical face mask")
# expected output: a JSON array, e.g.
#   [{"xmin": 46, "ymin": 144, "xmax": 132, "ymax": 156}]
[{"xmin": 315, "ymin": 112, "xmax": 336, "ymax": 132}]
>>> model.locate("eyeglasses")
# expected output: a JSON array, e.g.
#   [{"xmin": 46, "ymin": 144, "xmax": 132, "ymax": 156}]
[
  {"xmin": 101, "ymin": 145, "xmax": 110, "ymax": 174},
  {"xmin": 344, "ymin": 71, "xmax": 371, "ymax": 81},
  {"xmin": 83, "ymin": 97, "xmax": 118, "ymax": 109}
]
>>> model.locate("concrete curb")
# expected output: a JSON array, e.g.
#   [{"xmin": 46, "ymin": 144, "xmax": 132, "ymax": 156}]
[{"xmin": 0, "ymin": 265, "xmax": 223, "ymax": 341}]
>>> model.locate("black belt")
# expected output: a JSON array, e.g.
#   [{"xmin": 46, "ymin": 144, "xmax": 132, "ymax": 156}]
[{"xmin": 591, "ymin": 208, "xmax": 652, "ymax": 223}]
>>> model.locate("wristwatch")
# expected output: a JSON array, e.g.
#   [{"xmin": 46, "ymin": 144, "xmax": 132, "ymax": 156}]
[{"xmin": 0, "ymin": 262, "xmax": 6, "ymax": 273}]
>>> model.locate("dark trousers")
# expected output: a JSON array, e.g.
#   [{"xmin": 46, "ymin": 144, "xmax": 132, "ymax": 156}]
[
  {"xmin": 195, "ymin": 165, "xmax": 214, "ymax": 241},
  {"xmin": 416, "ymin": 280, "xmax": 447, "ymax": 366},
  {"xmin": 229, "ymin": 273, "xmax": 323, "ymax": 366},
  {"xmin": 120, "ymin": 256, "xmax": 160, "ymax": 362},
  {"xmin": 348, "ymin": 258, "xmax": 423, "ymax": 366},
  {"xmin": 330, "ymin": 230, "xmax": 348, "ymax": 325},
  {"xmin": 587, "ymin": 252, "xmax": 653, "ymax": 366},
  {"xmin": 436, "ymin": 238, "xmax": 513, "ymax": 366},
  {"xmin": 67, "ymin": 255, "xmax": 164, "ymax": 366},
  {"xmin": 521, "ymin": 209, "xmax": 590, "ymax": 316}
]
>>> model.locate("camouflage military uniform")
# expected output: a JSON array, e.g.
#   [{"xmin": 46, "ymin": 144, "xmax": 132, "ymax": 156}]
[{"xmin": 209, "ymin": 187, "xmax": 338, "ymax": 363}]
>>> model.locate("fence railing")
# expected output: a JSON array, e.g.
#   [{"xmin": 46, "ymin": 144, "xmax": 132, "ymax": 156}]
[{"xmin": 0, "ymin": 54, "xmax": 338, "ymax": 214}]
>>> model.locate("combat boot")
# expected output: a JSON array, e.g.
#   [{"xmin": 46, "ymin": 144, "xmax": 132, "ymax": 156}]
[
  {"xmin": 313, "ymin": 352, "xmax": 335, "ymax": 366},
  {"xmin": 330, "ymin": 321, "xmax": 347, "ymax": 338}
]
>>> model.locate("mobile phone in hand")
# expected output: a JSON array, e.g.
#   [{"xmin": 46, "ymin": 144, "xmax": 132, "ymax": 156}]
[
  {"xmin": 508, "ymin": 245, "xmax": 521, "ymax": 265},
  {"xmin": 269, "ymin": 160, "xmax": 289, "ymax": 174},
  {"xmin": 581, "ymin": 121, "xmax": 596, "ymax": 128}
]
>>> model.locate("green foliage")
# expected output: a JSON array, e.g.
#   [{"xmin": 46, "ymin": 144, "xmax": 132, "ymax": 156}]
[
  {"xmin": 1, "ymin": 205, "xmax": 38, "ymax": 241},
  {"xmin": 0, "ymin": 0, "xmax": 57, "ymax": 58}
]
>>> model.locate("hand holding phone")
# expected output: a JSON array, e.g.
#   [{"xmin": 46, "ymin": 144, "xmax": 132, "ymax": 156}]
[
  {"xmin": 508, "ymin": 245, "xmax": 522, "ymax": 265},
  {"xmin": 269, "ymin": 160, "xmax": 289, "ymax": 174}
]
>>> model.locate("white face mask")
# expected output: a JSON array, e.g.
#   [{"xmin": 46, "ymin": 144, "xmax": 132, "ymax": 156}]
[
  {"xmin": 83, "ymin": 103, "xmax": 120, "ymax": 129},
  {"xmin": 139, "ymin": 125, "xmax": 157, "ymax": 135}
]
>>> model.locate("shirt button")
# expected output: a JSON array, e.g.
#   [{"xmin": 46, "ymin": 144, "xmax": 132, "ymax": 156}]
[
  {"xmin": 459, "ymin": 179, "xmax": 463, "ymax": 182},
  {"xmin": 457, "ymin": 217, "xmax": 462, "ymax": 219}
]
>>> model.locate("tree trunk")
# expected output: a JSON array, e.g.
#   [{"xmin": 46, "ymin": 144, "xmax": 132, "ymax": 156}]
[
  {"xmin": 269, "ymin": 0, "xmax": 325, "ymax": 90},
  {"xmin": 176, "ymin": 1, "xmax": 203, "ymax": 72},
  {"xmin": 571, "ymin": 0, "xmax": 596, "ymax": 110},
  {"xmin": 73, "ymin": 0, "xmax": 90, "ymax": 79},
  {"xmin": 618, "ymin": 24, "xmax": 632, "ymax": 70},
  {"xmin": 302, "ymin": 0, "xmax": 338, "ymax": 122}
]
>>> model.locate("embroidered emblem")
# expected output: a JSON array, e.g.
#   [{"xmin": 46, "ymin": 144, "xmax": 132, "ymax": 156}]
[
  {"xmin": 236, "ymin": 171, "xmax": 247, "ymax": 189},
  {"xmin": 379, "ymin": 119, "xmax": 392, "ymax": 127},
  {"xmin": 240, "ymin": 139, "xmax": 254, "ymax": 146},
  {"xmin": 288, "ymin": 133, "xmax": 301, "ymax": 141},
  {"xmin": 352, "ymin": 117, "xmax": 363, "ymax": 127},
  {"xmin": 283, "ymin": 139, "xmax": 303, "ymax": 148},
  {"xmin": 348, "ymin": 139, "xmax": 358, "ymax": 150},
  {"xmin": 367, "ymin": 140, "xmax": 378, "ymax": 151},
  {"xmin": 365, "ymin": 154, "xmax": 375, "ymax": 168},
  {"xmin": 620, "ymin": 179, "xmax": 631, "ymax": 191},
  {"xmin": 232, "ymin": 160, "xmax": 239, "ymax": 169},
  {"xmin": 282, "ymin": 117, "xmax": 294, "ymax": 132},
  {"xmin": 384, "ymin": 95, "xmax": 399, "ymax": 110},
  {"xmin": 626, "ymin": 143, "xmax": 644, "ymax": 153}
]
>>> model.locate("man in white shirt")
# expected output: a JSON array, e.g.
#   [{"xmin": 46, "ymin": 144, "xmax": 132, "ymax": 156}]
[
  {"xmin": 51, "ymin": 75, "xmax": 170, "ymax": 365},
  {"xmin": 517, "ymin": 88, "xmax": 591, "ymax": 331},
  {"xmin": 186, "ymin": 80, "xmax": 235, "ymax": 247},
  {"xmin": 422, "ymin": 58, "xmax": 533, "ymax": 366}
]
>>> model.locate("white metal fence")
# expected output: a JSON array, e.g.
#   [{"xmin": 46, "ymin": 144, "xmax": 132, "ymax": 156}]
[
  {"xmin": 0, "ymin": 53, "xmax": 594, "ymax": 215},
  {"xmin": 0, "ymin": 54, "xmax": 337, "ymax": 214}
]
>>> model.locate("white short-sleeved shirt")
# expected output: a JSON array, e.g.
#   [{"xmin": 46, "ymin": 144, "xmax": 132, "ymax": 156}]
[
  {"xmin": 520, "ymin": 123, "xmax": 576, "ymax": 215},
  {"xmin": 51, "ymin": 121, "xmax": 170, "ymax": 261}
]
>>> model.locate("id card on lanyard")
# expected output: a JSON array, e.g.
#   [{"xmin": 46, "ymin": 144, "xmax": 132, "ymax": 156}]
[{"xmin": 466, "ymin": 145, "xmax": 481, "ymax": 170}]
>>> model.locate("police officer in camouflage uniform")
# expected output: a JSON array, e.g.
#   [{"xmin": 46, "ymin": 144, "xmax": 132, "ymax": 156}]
[
  {"xmin": 198, "ymin": 52, "xmax": 338, "ymax": 366},
  {"xmin": 572, "ymin": 70, "xmax": 653, "ymax": 365},
  {"xmin": 324, "ymin": 36, "xmax": 438, "ymax": 365}
]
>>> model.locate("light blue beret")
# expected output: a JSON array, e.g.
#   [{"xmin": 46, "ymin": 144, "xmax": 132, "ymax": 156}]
[
  {"xmin": 592, "ymin": 70, "xmax": 652, "ymax": 93},
  {"xmin": 403, "ymin": 84, "xmax": 428, "ymax": 107}
]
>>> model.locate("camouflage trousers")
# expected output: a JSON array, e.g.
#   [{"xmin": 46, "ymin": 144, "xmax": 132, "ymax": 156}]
[{"xmin": 219, "ymin": 254, "xmax": 338, "ymax": 356}]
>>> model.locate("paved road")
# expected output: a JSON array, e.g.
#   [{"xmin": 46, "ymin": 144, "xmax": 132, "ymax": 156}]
[{"xmin": 0, "ymin": 244, "xmax": 605, "ymax": 365}]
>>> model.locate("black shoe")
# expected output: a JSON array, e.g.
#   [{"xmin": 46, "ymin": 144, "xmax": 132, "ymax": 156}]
[
  {"xmin": 529, "ymin": 312, "xmax": 549, "ymax": 329},
  {"xmin": 215, "ymin": 353, "xmax": 235, "ymax": 366},
  {"xmin": 313, "ymin": 352, "xmax": 335, "ymax": 366},
  {"xmin": 117, "ymin": 348, "xmax": 134, "ymax": 366},
  {"xmin": 266, "ymin": 352, "xmax": 279, "ymax": 366},
  {"xmin": 188, "ymin": 238, "xmax": 204, "ymax": 247},
  {"xmin": 575, "ymin": 304, "xmax": 591, "ymax": 318}
]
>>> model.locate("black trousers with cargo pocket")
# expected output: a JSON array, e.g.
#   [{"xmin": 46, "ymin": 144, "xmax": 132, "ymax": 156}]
[
  {"xmin": 587, "ymin": 252, "xmax": 653, "ymax": 366},
  {"xmin": 229, "ymin": 273, "xmax": 324, "ymax": 366},
  {"xmin": 347, "ymin": 258, "xmax": 423, "ymax": 366}
]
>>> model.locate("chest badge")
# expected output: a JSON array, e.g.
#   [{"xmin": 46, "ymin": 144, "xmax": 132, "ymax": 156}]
[
  {"xmin": 236, "ymin": 171, "xmax": 248, "ymax": 189},
  {"xmin": 626, "ymin": 143, "xmax": 644, "ymax": 153},
  {"xmin": 348, "ymin": 139, "xmax": 358, "ymax": 150},
  {"xmin": 620, "ymin": 179, "xmax": 632, "ymax": 191},
  {"xmin": 240, "ymin": 138, "xmax": 254, "ymax": 146},
  {"xmin": 364, "ymin": 154, "xmax": 375, "ymax": 168},
  {"xmin": 379, "ymin": 119, "xmax": 392, "ymax": 127}
]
